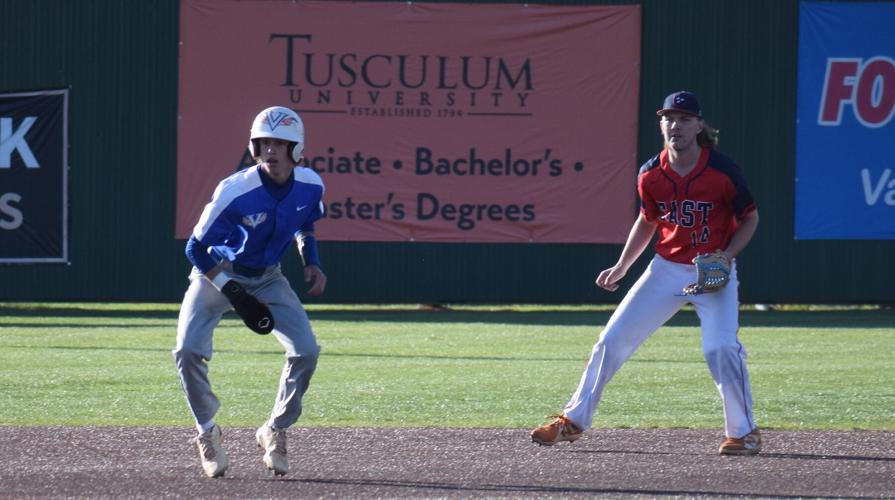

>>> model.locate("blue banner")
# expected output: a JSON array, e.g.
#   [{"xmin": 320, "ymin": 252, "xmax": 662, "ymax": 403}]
[
  {"xmin": 0, "ymin": 89, "xmax": 69, "ymax": 262},
  {"xmin": 796, "ymin": 2, "xmax": 895, "ymax": 239}
]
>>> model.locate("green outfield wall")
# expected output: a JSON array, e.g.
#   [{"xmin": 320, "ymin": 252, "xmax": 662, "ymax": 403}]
[{"xmin": 1, "ymin": 0, "xmax": 892, "ymax": 304}]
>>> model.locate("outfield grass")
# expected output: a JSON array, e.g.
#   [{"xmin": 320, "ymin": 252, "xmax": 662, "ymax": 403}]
[{"xmin": 0, "ymin": 303, "xmax": 892, "ymax": 430}]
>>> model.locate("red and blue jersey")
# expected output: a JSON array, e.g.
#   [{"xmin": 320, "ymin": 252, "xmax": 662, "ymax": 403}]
[
  {"xmin": 638, "ymin": 147, "xmax": 756, "ymax": 264},
  {"xmin": 187, "ymin": 165, "xmax": 325, "ymax": 273}
]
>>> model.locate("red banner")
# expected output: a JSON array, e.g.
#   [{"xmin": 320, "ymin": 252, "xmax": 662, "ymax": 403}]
[{"xmin": 177, "ymin": 0, "xmax": 641, "ymax": 242}]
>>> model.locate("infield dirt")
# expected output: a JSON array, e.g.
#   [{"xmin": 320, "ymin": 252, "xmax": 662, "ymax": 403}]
[{"xmin": 1, "ymin": 426, "xmax": 893, "ymax": 498}]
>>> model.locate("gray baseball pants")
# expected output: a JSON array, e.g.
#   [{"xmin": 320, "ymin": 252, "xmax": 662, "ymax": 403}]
[{"xmin": 173, "ymin": 265, "xmax": 320, "ymax": 429}]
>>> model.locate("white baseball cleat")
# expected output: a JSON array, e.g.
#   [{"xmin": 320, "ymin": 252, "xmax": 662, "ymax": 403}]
[
  {"xmin": 256, "ymin": 425, "xmax": 288, "ymax": 476},
  {"xmin": 195, "ymin": 425, "xmax": 228, "ymax": 478}
]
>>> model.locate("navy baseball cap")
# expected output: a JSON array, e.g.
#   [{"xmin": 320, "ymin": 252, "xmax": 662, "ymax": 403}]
[{"xmin": 656, "ymin": 91, "xmax": 702, "ymax": 117}]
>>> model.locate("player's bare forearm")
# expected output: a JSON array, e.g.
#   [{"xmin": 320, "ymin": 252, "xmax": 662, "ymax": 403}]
[
  {"xmin": 723, "ymin": 209, "xmax": 759, "ymax": 260},
  {"xmin": 616, "ymin": 214, "xmax": 658, "ymax": 271},
  {"xmin": 596, "ymin": 214, "xmax": 657, "ymax": 291}
]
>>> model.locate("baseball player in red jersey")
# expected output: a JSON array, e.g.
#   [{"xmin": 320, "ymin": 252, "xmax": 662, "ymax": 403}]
[{"xmin": 531, "ymin": 91, "xmax": 762, "ymax": 455}]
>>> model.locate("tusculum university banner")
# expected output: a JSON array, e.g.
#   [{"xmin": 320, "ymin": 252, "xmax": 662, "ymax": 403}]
[
  {"xmin": 0, "ymin": 89, "xmax": 69, "ymax": 263},
  {"xmin": 796, "ymin": 2, "xmax": 895, "ymax": 239},
  {"xmin": 177, "ymin": 1, "xmax": 641, "ymax": 243}
]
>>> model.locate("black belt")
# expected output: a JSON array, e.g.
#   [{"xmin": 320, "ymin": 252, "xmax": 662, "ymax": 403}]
[{"xmin": 231, "ymin": 262, "xmax": 268, "ymax": 277}]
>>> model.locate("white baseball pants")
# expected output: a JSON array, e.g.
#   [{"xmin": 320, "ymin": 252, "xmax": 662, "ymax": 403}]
[{"xmin": 563, "ymin": 255, "xmax": 756, "ymax": 439}]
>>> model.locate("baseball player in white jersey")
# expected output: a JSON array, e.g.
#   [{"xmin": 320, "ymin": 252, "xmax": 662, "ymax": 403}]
[
  {"xmin": 173, "ymin": 106, "xmax": 326, "ymax": 477},
  {"xmin": 531, "ymin": 91, "xmax": 762, "ymax": 455}
]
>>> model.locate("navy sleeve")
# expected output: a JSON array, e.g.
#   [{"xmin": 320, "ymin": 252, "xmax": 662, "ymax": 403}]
[
  {"xmin": 708, "ymin": 150, "xmax": 757, "ymax": 217},
  {"xmin": 298, "ymin": 221, "xmax": 316, "ymax": 235},
  {"xmin": 297, "ymin": 233, "xmax": 321, "ymax": 268},
  {"xmin": 185, "ymin": 235, "xmax": 218, "ymax": 274}
]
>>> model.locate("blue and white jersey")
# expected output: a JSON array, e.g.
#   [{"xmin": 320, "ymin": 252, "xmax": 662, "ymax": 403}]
[{"xmin": 192, "ymin": 165, "xmax": 325, "ymax": 270}]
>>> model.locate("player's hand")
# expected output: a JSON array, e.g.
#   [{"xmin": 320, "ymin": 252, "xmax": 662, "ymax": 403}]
[
  {"xmin": 595, "ymin": 265, "xmax": 626, "ymax": 292},
  {"xmin": 304, "ymin": 265, "xmax": 327, "ymax": 296}
]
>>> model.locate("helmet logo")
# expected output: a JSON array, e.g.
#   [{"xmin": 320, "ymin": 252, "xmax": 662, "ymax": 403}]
[{"xmin": 263, "ymin": 111, "xmax": 296, "ymax": 131}]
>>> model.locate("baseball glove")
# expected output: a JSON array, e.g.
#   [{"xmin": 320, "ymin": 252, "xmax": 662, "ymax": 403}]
[{"xmin": 682, "ymin": 250, "xmax": 731, "ymax": 296}]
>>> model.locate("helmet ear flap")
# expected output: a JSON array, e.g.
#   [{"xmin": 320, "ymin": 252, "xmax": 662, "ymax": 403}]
[
  {"xmin": 290, "ymin": 142, "xmax": 304, "ymax": 163},
  {"xmin": 248, "ymin": 139, "xmax": 257, "ymax": 158}
]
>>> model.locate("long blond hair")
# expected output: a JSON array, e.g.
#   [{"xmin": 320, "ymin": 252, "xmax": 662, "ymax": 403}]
[{"xmin": 697, "ymin": 121, "xmax": 719, "ymax": 148}]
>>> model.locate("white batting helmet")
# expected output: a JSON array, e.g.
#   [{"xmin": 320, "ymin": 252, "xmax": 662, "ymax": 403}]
[{"xmin": 247, "ymin": 106, "xmax": 305, "ymax": 163}]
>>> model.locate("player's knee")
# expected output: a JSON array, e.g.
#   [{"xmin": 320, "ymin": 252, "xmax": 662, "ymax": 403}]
[
  {"xmin": 173, "ymin": 346, "xmax": 211, "ymax": 366},
  {"xmin": 286, "ymin": 345, "xmax": 320, "ymax": 364},
  {"xmin": 284, "ymin": 352, "xmax": 319, "ymax": 381},
  {"xmin": 702, "ymin": 339, "xmax": 742, "ymax": 361}
]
